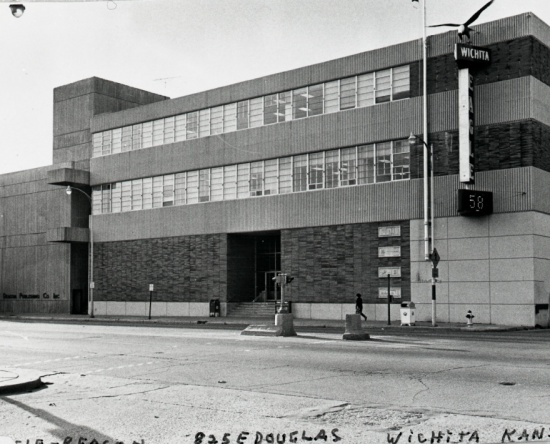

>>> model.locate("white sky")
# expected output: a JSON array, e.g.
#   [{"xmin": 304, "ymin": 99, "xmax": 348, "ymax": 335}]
[{"xmin": 0, "ymin": 0, "xmax": 549, "ymax": 175}]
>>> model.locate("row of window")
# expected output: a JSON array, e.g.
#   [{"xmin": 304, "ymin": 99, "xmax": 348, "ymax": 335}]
[
  {"xmin": 91, "ymin": 140, "xmax": 410, "ymax": 215},
  {"xmin": 92, "ymin": 65, "xmax": 410, "ymax": 158}
]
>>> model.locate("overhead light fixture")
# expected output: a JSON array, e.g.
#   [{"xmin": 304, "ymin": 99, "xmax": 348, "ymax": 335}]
[{"xmin": 9, "ymin": 4, "xmax": 25, "ymax": 18}]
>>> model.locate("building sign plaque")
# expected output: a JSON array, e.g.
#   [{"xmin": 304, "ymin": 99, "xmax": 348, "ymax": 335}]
[
  {"xmin": 378, "ymin": 287, "xmax": 402, "ymax": 299},
  {"xmin": 378, "ymin": 226, "xmax": 401, "ymax": 237},
  {"xmin": 378, "ymin": 246, "xmax": 401, "ymax": 258},
  {"xmin": 454, "ymin": 43, "xmax": 491, "ymax": 68},
  {"xmin": 458, "ymin": 68, "xmax": 475, "ymax": 183},
  {"xmin": 378, "ymin": 267, "xmax": 401, "ymax": 278}
]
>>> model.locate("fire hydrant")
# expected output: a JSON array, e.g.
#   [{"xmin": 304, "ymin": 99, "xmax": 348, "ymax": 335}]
[{"xmin": 466, "ymin": 310, "xmax": 475, "ymax": 327}]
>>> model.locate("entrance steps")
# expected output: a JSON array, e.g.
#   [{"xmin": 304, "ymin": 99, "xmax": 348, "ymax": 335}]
[{"xmin": 227, "ymin": 302, "xmax": 276, "ymax": 318}]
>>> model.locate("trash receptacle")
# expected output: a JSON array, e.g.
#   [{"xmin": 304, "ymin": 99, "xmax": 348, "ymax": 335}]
[
  {"xmin": 400, "ymin": 302, "xmax": 415, "ymax": 326},
  {"xmin": 209, "ymin": 298, "xmax": 220, "ymax": 317}
]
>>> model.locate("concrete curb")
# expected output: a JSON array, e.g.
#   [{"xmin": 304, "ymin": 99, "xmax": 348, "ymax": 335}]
[
  {"xmin": 0, "ymin": 314, "xmax": 535, "ymax": 333},
  {"xmin": 0, "ymin": 369, "xmax": 46, "ymax": 395}
]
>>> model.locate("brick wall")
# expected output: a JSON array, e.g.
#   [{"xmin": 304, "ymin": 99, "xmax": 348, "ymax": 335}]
[
  {"xmin": 281, "ymin": 221, "xmax": 410, "ymax": 304},
  {"xmin": 409, "ymin": 36, "xmax": 550, "ymax": 99},
  {"xmin": 94, "ymin": 234, "xmax": 227, "ymax": 303},
  {"xmin": 409, "ymin": 119, "xmax": 550, "ymax": 179}
]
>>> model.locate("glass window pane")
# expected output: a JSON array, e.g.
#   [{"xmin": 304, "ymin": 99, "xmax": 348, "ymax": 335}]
[
  {"xmin": 111, "ymin": 183, "xmax": 121, "ymax": 213},
  {"xmin": 210, "ymin": 106, "xmax": 223, "ymax": 135},
  {"xmin": 211, "ymin": 167, "xmax": 224, "ymax": 201},
  {"xmin": 121, "ymin": 181, "xmax": 132, "ymax": 212},
  {"xmin": 308, "ymin": 152, "xmax": 324, "ymax": 190},
  {"xmin": 132, "ymin": 124, "xmax": 142, "ymax": 150},
  {"xmin": 224, "ymin": 103, "xmax": 237, "ymax": 133},
  {"xmin": 199, "ymin": 109, "xmax": 210, "ymax": 137},
  {"xmin": 142, "ymin": 122, "xmax": 153, "ymax": 148},
  {"xmin": 278, "ymin": 92, "xmax": 292, "ymax": 122},
  {"xmin": 375, "ymin": 69, "xmax": 391, "ymax": 103},
  {"xmin": 122, "ymin": 126, "xmax": 133, "ymax": 152},
  {"xmin": 358, "ymin": 73, "xmax": 374, "ymax": 107},
  {"xmin": 264, "ymin": 159, "xmax": 278, "ymax": 195},
  {"xmin": 325, "ymin": 150, "xmax": 339, "ymax": 189},
  {"xmin": 223, "ymin": 165, "xmax": 237, "ymax": 200},
  {"xmin": 293, "ymin": 155, "xmax": 307, "ymax": 192},
  {"xmin": 292, "ymin": 87, "xmax": 308, "ymax": 119},
  {"xmin": 309, "ymin": 84, "xmax": 324, "ymax": 116},
  {"xmin": 142, "ymin": 178, "xmax": 153, "ymax": 209},
  {"xmin": 264, "ymin": 94, "xmax": 278, "ymax": 125},
  {"xmin": 237, "ymin": 101, "xmax": 249, "ymax": 130},
  {"xmin": 340, "ymin": 147, "xmax": 357, "ymax": 186},
  {"xmin": 250, "ymin": 161, "xmax": 263, "ymax": 196},
  {"xmin": 376, "ymin": 142, "xmax": 392, "ymax": 182},
  {"xmin": 340, "ymin": 77, "xmax": 356, "ymax": 110},
  {"xmin": 199, "ymin": 169, "xmax": 210, "ymax": 202},
  {"xmin": 92, "ymin": 186, "xmax": 102, "ymax": 215},
  {"xmin": 152, "ymin": 119, "xmax": 164, "ymax": 146},
  {"xmin": 102, "ymin": 184, "xmax": 111, "ymax": 213},
  {"xmin": 279, "ymin": 157, "xmax": 292, "ymax": 194},
  {"xmin": 392, "ymin": 139, "xmax": 410, "ymax": 180},
  {"xmin": 175, "ymin": 114, "xmax": 186, "ymax": 142},
  {"xmin": 358, "ymin": 144, "xmax": 375, "ymax": 184},
  {"xmin": 112, "ymin": 128, "xmax": 122, "ymax": 154},
  {"xmin": 102, "ymin": 130, "xmax": 112, "ymax": 156},
  {"xmin": 324, "ymin": 81, "xmax": 339, "ymax": 114},
  {"xmin": 163, "ymin": 174, "xmax": 174, "ymax": 206},
  {"xmin": 132, "ymin": 179, "xmax": 143, "ymax": 210},
  {"xmin": 392, "ymin": 65, "xmax": 410, "ymax": 100},
  {"xmin": 249, "ymin": 98, "xmax": 263, "ymax": 128},
  {"xmin": 237, "ymin": 164, "xmax": 250, "ymax": 198},
  {"xmin": 92, "ymin": 133, "xmax": 102, "ymax": 158},
  {"xmin": 187, "ymin": 171, "xmax": 199, "ymax": 204},
  {"xmin": 164, "ymin": 117, "xmax": 175, "ymax": 144},
  {"xmin": 175, "ymin": 172, "xmax": 186, "ymax": 205},
  {"xmin": 187, "ymin": 112, "xmax": 198, "ymax": 139},
  {"xmin": 152, "ymin": 176, "xmax": 163, "ymax": 208}
]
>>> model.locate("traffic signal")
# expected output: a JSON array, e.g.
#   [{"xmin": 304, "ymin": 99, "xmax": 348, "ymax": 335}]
[{"xmin": 285, "ymin": 275, "xmax": 294, "ymax": 284}]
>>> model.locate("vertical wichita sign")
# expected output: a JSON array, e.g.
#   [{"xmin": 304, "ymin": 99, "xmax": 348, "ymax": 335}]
[{"xmin": 454, "ymin": 43, "xmax": 491, "ymax": 184}]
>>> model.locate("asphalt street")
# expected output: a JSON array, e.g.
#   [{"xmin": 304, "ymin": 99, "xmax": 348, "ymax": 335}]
[{"xmin": 0, "ymin": 321, "xmax": 549, "ymax": 444}]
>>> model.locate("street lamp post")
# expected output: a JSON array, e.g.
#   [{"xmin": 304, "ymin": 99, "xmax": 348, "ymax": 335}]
[
  {"xmin": 66, "ymin": 186, "xmax": 94, "ymax": 318},
  {"xmin": 409, "ymin": 133, "xmax": 437, "ymax": 327}
]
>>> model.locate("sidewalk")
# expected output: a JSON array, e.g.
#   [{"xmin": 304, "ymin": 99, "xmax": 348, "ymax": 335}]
[{"xmin": 0, "ymin": 312, "xmax": 530, "ymax": 332}]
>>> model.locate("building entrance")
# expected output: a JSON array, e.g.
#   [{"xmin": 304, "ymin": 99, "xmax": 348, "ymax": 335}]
[{"xmin": 227, "ymin": 232, "xmax": 281, "ymax": 302}]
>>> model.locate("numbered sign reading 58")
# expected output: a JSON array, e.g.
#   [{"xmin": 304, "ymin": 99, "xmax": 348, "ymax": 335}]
[{"xmin": 458, "ymin": 189, "xmax": 493, "ymax": 216}]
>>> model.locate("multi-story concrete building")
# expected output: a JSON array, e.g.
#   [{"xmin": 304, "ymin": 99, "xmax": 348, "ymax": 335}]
[{"xmin": 2, "ymin": 12, "xmax": 550, "ymax": 326}]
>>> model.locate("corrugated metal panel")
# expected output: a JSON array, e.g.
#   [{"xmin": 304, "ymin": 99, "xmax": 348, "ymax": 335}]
[
  {"xmin": 476, "ymin": 78, "xmax": 531, "ymax": 126},
  {"xmin": 531, "ymin": 78, "xmax": 550, "ymax": 128},
  {"xmin": 90, "ymin": 100, "xmax": 423, "ymax": 186},
  {"xmin": 429, "ymin": 90, "xmax": 458, "ymax": 133},
  {"xmin": 94, "ymin": 168, "xmax": 537, "ymax": 242},
  {"xmin": 93, "ymin": 180, "xmax": 424, "ymax": 242}
]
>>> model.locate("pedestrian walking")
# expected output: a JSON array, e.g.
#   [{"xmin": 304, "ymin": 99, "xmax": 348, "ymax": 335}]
[{"xmin": 355, "ymin": 293, "xmax": 367, "ymax": 321}]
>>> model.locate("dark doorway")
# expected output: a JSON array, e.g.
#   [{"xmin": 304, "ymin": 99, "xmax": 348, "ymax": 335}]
[
  {"xmin": 71, "ymin": 289, "xmax": 88, "ymax": 315},
  {"xmin": 227, "ymin": 232, "xmax": 281, "ymax": 302}
]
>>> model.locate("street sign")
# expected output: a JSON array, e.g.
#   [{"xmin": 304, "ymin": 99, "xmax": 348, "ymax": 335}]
[
  {"xmin": 90, "ymin": 282, "xmax": 95, "ymax": 289},
  {"xmin": 149, "ymin": 284, "xmax": 154, "ymax": 292},
  {"xmin": 432, "ymin": 268, "xmax": 439, "ymax": 279},
  {"xmin": 430, "ymin": 248, "xmax": 440, "ymax": 268}
]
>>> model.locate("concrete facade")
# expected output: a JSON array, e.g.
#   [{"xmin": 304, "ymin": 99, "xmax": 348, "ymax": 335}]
[{"xmin": 2, "ymin": 13, "xmax": 550, "ymax": 326}]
